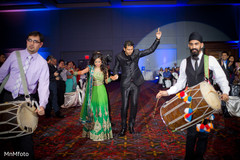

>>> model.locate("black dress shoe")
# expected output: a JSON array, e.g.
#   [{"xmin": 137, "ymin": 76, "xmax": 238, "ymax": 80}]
[
  {"xmin": 55, "ymin": 111, "xmax": 65, "ymax": 118},
  {"xmin": 129, "ymin": 126, "xmax": 135, "ymax": 134},
  {"xmin": 118, "ymin": 128, "xmax": 126, "ymax": 137}
]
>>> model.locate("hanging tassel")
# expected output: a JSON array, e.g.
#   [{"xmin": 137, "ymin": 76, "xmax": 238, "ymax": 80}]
[
  {"xmin": 209, "ymin": 114, "xmax": 215, "ymax": 120},
  {"xmin": 183, "ymin": 96, "xmax": 188, "ymax": 102},
  {"xmin": 184, "ymin": 108, "xmax": 193, "ymax": 122},
  {"xmin": 206, "ymin": 114, "xmax": 215, "ymax": 121},
  {"xmin": 196, "ymin": 123, "xmax": 205, "ymax": 132},
  {"xmin": 185, "ymin": 96, "xmax": 192, "ymax": 103},
  {"xmin": 208, "ymin": 122, "xmax": 214, "ymax": 129},
  {"xmin": 177, "ymin": 91, "xmax": 188, "ymax": 99},
  {"xmin": 204, "ymin": 123, "xmax": 210, "ymax": 133},
  {"xmin": 180, "ymin": 91, "xmax": 187, "ymax": 99},
  {"xmin": 176, "ymin": 93, "xmax": 181, "ymax": 99}
]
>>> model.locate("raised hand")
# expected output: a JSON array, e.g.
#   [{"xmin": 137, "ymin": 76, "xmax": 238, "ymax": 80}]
[
  {"xmin": 156, "ymin": 27, "xmax": 162, "ymax": 40},
  {"xmin": 228, "ymin": 61, "xmax": 233, "ymax": 67},
  {"xmin": 110, "ymin": 74, "xmax": 119, "ymax": 81}
]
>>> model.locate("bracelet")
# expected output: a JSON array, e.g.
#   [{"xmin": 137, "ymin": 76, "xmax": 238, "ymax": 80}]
[
  {"xmin": 73, "ymin": 72, "xmax": 78, "ymax": 76},
  {"xmin": 107, "ymin": 77, "xmax": 112, "ymax": 83}
]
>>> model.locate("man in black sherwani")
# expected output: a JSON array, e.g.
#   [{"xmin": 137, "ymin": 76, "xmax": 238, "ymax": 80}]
[{"xmin": 112, "ymin": 28, "xmax": 162, "ymax": 136}]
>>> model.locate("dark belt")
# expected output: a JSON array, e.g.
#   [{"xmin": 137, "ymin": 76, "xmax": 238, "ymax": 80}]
[{"xmin": 3, "ymin": 89, "xmax": 35, "ymax": 99}]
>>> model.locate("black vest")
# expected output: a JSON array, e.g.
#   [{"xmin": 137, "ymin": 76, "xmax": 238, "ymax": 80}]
[{"xmin": 186, "ymin": 55, "xmax": 213, "ymax": 87}]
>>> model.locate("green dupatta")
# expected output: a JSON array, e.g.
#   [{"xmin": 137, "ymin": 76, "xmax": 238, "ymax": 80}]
[{"xmin": 80, "ymin": 65, "xmax": 95, "ymax": 130}]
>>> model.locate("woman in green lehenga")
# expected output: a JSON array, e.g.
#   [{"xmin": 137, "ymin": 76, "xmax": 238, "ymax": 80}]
[{"xmin": 75, "ymin": 52, "xmax": 113, "ymax": 141}]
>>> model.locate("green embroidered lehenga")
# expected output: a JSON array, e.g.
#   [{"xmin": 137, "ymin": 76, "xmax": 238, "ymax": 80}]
[{"xmin": 80, "ymin": 65, "xmax": 113, "ymax": 141}]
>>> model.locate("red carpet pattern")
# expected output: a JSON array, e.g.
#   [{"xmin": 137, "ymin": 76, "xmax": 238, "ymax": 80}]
[{"xmin": 34, "ymin": 81, "xmax": 240, "ymax": 160}]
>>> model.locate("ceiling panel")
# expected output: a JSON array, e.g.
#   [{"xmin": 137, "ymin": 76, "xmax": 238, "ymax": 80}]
[
  {"xmin": 55, "ymin": 0, "xmax": 110, "ymax": 4},
  {"xmin": 0, "ymin": 0, "xmax": 239, "ymax": 12}
]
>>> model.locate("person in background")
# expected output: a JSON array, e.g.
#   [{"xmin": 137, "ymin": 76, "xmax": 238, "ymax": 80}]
[
  {"xmin": 0, "ymin": 53, "xmax": 6, "ymax": 67},
  {"xmin": 175, "ymin": 66, "xmax": 180, "ymax": 75},
  {"xmin": 171, "ymin": 67, "xmax": 179, "ymax": 85},
  {"xmin": 73, "ymin": 62, "xmax": 80, "ymax": 84},
  {"xmin": 234, "ymin": 62, "xmax": 240, "ymax": 84},
  {"xmin": 162, "ymin": 67, "xmax": 172, "ymax": 88},
  {"xmin": 65, "ymin": 61, "xmax": 77, "ymax": 93},
  {"xmin": 57, "ymin": 59, "xmax": 67, "ymax": 107},
  {"xmin": 0, "ymin": 31, "xmax": 49, "ymax": 159},
  {"xmin": 52, "ymin": 57, "xmax": 57, "ymax": 68},
  {"xmin": 228, "ymin": 55, "xmax": 235, "ymax": 85},
  {"xmin": 173, "ymin": 62, "xmax": 178, "ymax": 69},
  {"xmin": 158, "ymin": 67, "xmax": 164, "ymax": 85},
  {"xmin": 46, "ymin": 56, "xmax": 65, "ymax": 118},
  {"xmin": 218, "ymin": 51, "xmax": 231, "ymax": 82}
]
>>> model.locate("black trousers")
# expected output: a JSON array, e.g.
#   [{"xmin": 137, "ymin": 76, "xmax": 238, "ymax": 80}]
[
  {"xmin": 120, "ymin": 82, "xmax": 140, "ymax": 129},
  {"xmin": 45, "ymin": 81, "xmax": 60, "ymax": 115},
  {"xmin": 0, "ymin": 89, "xmax": 35, "ymax": 160},
  {"xmin": 57, "ymin": 80, "xmax": 66, "ymax": 107},
  {"xmin": 185, "ymin": 125, "xmax": 209, "ymax": 160}
]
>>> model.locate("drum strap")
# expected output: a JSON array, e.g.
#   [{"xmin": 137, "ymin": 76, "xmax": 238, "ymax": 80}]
[
  {"xmin": 16, "ymin": 51, "xmax": 30, "ymax": 102},
  {"xmin": 0, "ymin": 74, "xmax": 9, "ymax": 94},
  {"xmin": 0, "ymin": 51, "xmax": 30, "ymax": 101},
  {"xmin": 204, "ymin": 55, "xmax": 209, "ymax": 80}
]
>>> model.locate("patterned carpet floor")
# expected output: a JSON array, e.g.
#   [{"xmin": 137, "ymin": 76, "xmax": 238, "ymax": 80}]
[{"xmin": 34, "ymin": 81, "xmax": 240, "ymax": 160}]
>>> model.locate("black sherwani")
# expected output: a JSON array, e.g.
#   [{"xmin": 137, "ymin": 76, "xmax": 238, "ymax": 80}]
[{"xmin": 113, "ymin": 38, "xmax": 160, "ymax": 129}]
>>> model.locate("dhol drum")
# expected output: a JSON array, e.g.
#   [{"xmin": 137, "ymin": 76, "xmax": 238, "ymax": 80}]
[
  {"xmin": 0, "ymin": 101, "xmax": 38, "ymax": 139},
  {"xmin": 160, "ymin": 81, "xmax": 221, "ymax": 131}
]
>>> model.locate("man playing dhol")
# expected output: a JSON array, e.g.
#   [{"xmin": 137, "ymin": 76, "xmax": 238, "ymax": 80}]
[
  {"xmin": 0, "ymin": 31, "xmax": 49, "ymax": 159},
  {"xmin": 156, "ymin": 32, "xmax": 229, "ymax": 160}
]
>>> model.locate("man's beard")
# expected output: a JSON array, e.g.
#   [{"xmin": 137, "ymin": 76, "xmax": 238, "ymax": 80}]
[{"xmin": 190, "ymin": 48, "xmax": 200, "ymax": 60}]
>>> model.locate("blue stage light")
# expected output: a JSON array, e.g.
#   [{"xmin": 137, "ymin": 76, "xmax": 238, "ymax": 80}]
[{"xmin": 225, "ymin": 41, "xmax": 239, "ymax": 43}]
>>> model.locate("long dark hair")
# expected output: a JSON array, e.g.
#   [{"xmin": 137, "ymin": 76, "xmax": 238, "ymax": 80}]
[
  {"xmin": 228, "ymin": 55, "xmax": 236, "ymax": 69},
  {"xmin": 89, "ymin": 51, "xmax": 108, "ymax": 80}
]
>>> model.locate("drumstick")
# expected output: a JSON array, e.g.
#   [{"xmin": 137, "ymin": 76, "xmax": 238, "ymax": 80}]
[
  {"xmin": 152, "ymin": 98, "xmax": 160, "ymax": 118},
  {"xmin": 32, "ymin": 100, "xmax": 40, "ymax": 110}
]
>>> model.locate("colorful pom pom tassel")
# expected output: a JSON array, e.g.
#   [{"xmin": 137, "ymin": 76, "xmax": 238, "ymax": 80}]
[
  {"xmin": 183, "ymin": 96, "xmax": 188, "ymax": 102},
  {"xmin": 208, "ymin": 122, "xmax": 214, "ymax": 129},
  {"xmin": 185, "ymin": 96, "xmax": 192, "ymax": 103},
  {"xmin": 196, "ymin": 123, "xmax": 205, "ymax": 132},
  {"xmin": 196, "ymin": 123, "xmax": 214, "ymax": 133},
  {"xmin": 180, "ymin": 91, "xmax": 187, "ymax": 99},
  {"xmin": 176, "ymin": 93, "xmax": 181, "ymax": 99},
  {"xmin": 209, "ymin": 114, "xmax": 215, "ymax": 121},
  {"xmin": 184, "ymin": 108, "xmax": 193, "ymax": 122}
]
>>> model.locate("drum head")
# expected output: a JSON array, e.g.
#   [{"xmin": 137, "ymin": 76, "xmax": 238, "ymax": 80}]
[
  {"xmin": 200, "ymin": 81, "xmax": 221, "ymax": 110},
  {"xmin": 18, "ymin": 102, "xmax": 38, "ymax": 133}
]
